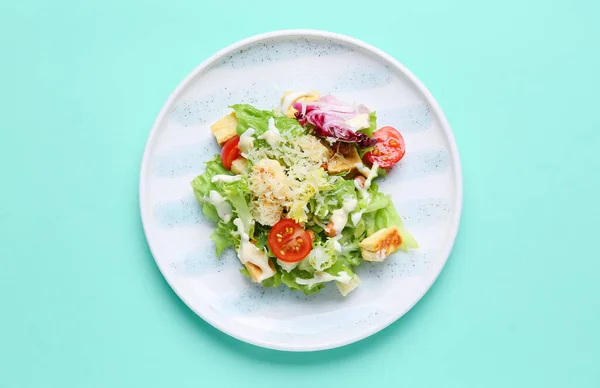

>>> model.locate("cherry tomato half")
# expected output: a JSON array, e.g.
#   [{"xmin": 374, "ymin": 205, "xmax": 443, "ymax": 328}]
[
  {"xmin": 268, "ymin": 219, "xmax": 313, "ymax": 262},
  {"xmin": 221, "ymin": 136, "xmax": 241, "ymax": 170},
  {"xmin": 363, "ymin": 126, "xmax": 405, "ymax": 169}
]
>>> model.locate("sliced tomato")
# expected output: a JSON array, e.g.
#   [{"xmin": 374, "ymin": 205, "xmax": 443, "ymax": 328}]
[
  {"xmin": 268, "ymin": 219, "xmax": 312, "ymax": 262},
  {"xmin": 363, "ymin": 126, "xmax": 405, "ymax": 169},
  {"xmin": 221, "ymin": 136, "xmax": 241, "ymax": 170}
]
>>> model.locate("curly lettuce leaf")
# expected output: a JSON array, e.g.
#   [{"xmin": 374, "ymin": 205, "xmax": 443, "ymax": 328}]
[
  {"xmin": 190, "ymin": 155, "xmax": 229, "ymax": 200},
  {"xmin": 211, "ymin": 221, "xmax": 234, "ymax": 256},
  {"xmin": 220, "ymin": 178, "xmax": 253, "ymax": 236},
  {"xmin": 357, "ymin": 111, "xmax": 377, "ymax": 138},
  {"xmin": 358, "ymin": 112, "xmax": 377, "ymax": 157},
  {"xmin": 262, "ymin": 266, "xmax": 325, "ymax": 295},
  {"xmin": 190, "ymin": 155, "xmax": 253, "ymax": 254},
  {"xmin": 362, "ymin": 200, "xmax": 418, "ymax": 252},
  {"xmin": 324, "ymin": 257, "xmax": 355, "ymax": 279},
  {"xmin": 230, "ymin": 104, "xmax": 306, "ymax": 137},
  {"xmin": 311, "ymin": 177, "xmax": 357, "ymax": 221}
]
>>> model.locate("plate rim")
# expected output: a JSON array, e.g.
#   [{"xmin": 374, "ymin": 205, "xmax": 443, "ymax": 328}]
[{"xmin": 139, "ymin": 29, "xmax": 463, "ymax": 352}]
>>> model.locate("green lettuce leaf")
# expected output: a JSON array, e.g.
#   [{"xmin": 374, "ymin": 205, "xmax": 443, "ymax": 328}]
[
  {"xmin": 262, "ymin": 265, "xmax": 325, "ymax": 295},
  {"xmin": 220, "ymin": 178, "xmax": 253, "ymax": 236},
  {"xmin": 230, "ymin": 104, "xmax": 306, "ymax": 137},
  {"xmin": 190, "ymin": 155, "xmax": 229, "ymax": 200},
  {"xmin": 363, "ymin": 182, "xmax": 389, "ymax": 213},
  {"xmin": 358, "ymin": 111, "xmax": 377, "ymax": 157},
  {"xmin": 362, "ymin": 200, "xmax": 418, "ymax": 251},
  {"xmin": 324, "ymin": 258, "xmax": 355, "ymax": 279},
  {"xmin": 211, "ymin": 221, "xmax": 234, "ymax": 256},
  {"xmin": 190, "ymin": 155, "xmax": 253, "ymax": 254},
  {"xmin": 357, "ymin": 111, "xmax": 377, "ymax": 138}
]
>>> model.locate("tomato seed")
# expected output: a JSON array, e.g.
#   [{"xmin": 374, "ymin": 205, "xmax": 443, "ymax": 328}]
[
  {"xmin": 280, "ymin": 250, "xmax": 285, "ymax": 255},
  {"xmin": 389, "ymin": 139, "xmax": 398, "ymax": 146}
]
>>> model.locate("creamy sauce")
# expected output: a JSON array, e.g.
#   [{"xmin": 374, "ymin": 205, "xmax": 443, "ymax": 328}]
[
  {"xmin": 204, "ymin": 190, "xmax": 232, "ymax": 223},
  {"xmin": 233, "ymin": 218, "xmax": 275, "ymax": 282},
  {"xmin": 277, "ymin": 259, "xmax": 300, "ymax": 272},
  {"xmin": 281, "ymin": 91, "xmax": 315, "ymax": 114},
  {"xmin": 211, "ymin": 174, "xmax": 242, "ymax": 183},
  {"xmin": 350, "ymin": 162, "xmax": 379, "ymax": 225},
  {"xmin": 258, "ymin": 117, "xmax": 281, "ymax": 146},
  {"xmin": 239, "ymin": 128, "xmax": 256, "ymax": 152},
  {"xmin": 363, "ymin": 162, "xmax": 379, "ymax": 190},
  {"xmin": 296, "ymin": 271, "xmax": 352, "ymax": 288},
  {"xmin": 332, "ymin": 239, "xmax": 342, "ymax": 253},
  {"xmin": 330, "ymin": 197, "xmax": 357, "ymax": 236},
  {"xmin": 344, "ymin": 113, "xmax": 370, "ymax": 132},
  {"xmin": 351, "ymin": 210, "xmax": 364, "ymax": 227}
]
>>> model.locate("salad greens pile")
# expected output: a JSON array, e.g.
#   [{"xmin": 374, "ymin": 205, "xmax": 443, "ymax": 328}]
[{"xmin": 192, "ymin": 95, "xmax": 417, "ymax": 296}]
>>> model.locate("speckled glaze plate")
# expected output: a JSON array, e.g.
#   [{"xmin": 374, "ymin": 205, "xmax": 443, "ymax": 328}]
[{"xmin": 139, "ymin": 30, "xmax": 462, "ymax": 351}]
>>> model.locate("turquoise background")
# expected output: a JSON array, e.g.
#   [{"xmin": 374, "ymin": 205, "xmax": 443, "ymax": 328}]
[{"xmin": 1, "ymin": 0, "xmax": 599, "ymax": 386}]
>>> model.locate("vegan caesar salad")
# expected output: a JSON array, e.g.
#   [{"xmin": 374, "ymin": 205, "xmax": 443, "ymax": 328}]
[{"xmin": 191, "ymin": 91, "xmax": 417, "ymax": 296}]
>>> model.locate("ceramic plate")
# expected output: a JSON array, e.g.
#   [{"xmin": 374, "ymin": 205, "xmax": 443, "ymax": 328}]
[{"xmin": 139, "ymin": 30, "xmax": 462, "ymax": 351}]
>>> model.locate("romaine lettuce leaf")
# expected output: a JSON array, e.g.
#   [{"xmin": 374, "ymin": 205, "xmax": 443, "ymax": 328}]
[
  {"xmin": 362, "ymin": 200, "xmax": 418, "ymax": 251},
  {"xmin": 262, "ymin": 265, "xmax": 325, "ymax": 295},
  {"xmin": 211, "ymin": 221, "xmax": 234, "ymax": 256},
  {"xmin": 190, "ymin": 155, "xmax": 253, "ymax": 253},
  {"xmin": 358, "ymin": 111, "xmax": 377, "ymax": 138},
  {"xmin": 190, "ymin": 155, "xmax": 229, "ymax": 200},
  {"xmin": 220, "ymin": 178, "xmax": 253, "ymax": 236},
  {"xmin": 230, "ymin": 104, "xmax": 305, "ymax": 137}
]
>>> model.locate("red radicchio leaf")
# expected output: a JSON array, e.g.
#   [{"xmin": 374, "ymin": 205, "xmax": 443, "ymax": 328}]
[{"xmin": 293, "ymin": 95, "xmax": 377, "ymax": 148}]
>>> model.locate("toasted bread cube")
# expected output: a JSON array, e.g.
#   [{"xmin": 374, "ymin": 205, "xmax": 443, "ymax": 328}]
[
  {"xmin": 327, "ymin": 144, "xmax": 361, "ymax": 175},
  {"xmin": 338, "ymin": 143, "xmax": 361, "ymax": 163},
  {"xmin": 210, "ymin": 112, "xmax": 237, "ymax": 146},
  {"xmin": 282, "ymin": 90, "xmax": 320, "ymax": 117},
  {"xmin": 230, "ymin": 157, "xmax": 249, "ymax": 175},
  {"xmin": 252, "ymin": 201, "xmax": 283, "ymax": 227},
  {"xmin": 327, "ymin": 153, "xmax": 353, "ymax": 175},
  {"xmin": 245, "ymin": 259, "xmax": 275, "ymax": 283},
  {"xmin": 358, "ymin": 227, "xmax": 403, "ymax": 262},
  {"xmin": 336, "ymin": 275, "xmax": 361, "ymax": 296}
]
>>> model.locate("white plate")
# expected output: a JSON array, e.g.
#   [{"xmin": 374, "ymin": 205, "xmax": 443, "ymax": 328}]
[{"xmin": 139, "ymin": 30, "xmax": 462, "ymax": 351}]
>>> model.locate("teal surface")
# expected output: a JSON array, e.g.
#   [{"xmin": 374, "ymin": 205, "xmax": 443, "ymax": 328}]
[{"xmin": 1, "ymin": 0, "xmax": 599, "ymax": 387}]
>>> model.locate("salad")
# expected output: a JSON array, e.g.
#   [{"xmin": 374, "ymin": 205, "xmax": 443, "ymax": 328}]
[{"xmin": 191, "ymin": 91, "xmax": 417, "ymax": 296}]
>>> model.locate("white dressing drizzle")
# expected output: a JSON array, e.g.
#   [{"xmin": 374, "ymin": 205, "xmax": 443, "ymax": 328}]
[
  {"xmin": 211, "ymin": 174, "xmax": 242, "ymax": 183},
  {"xmin": 258, "ymin": 117, "xmax": 281, "ymax": 146},
  {"xmin": 238, "ymin": 128, "xmax": 256, "ymax": 152},
  {"xmin": 204, "ymin": 190, "xmax": 232, "ymax": 223},
  {"xmin": 296, "ymin": 271, "xmax": 352, "ymax": 288},
  {"xmin": 233, "ymin": 218, "xmax": 275, "ymax": 282}
]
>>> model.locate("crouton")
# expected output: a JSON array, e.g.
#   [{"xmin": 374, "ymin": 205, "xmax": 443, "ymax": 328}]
[
  {"xmin": 336, "ymin": 275, "xmax": 361, "ymax": 296},
  {"xmin": 210, "ymin": 112, "xmax": 237, "ymax": 146},
  {"xmin": 358, "ymin": 227, "xmax": 403, "ymax": 262},
  {"xmin": 245, "ymin": 259, "xmax": 276, "ymax": 283},
  {"xmin": 248, "ymin": 159, "xmax": 290, "ymax": 226},
  {"xmin": 327, "ymin": 143, "xmax": 362, "ymax": 175},
  {"xmin": 230, "ymin": 157, "xmax": 249, "ymax": 175},
  {"xmin": 282, "ymin": 90, "xmax": 320, "ymax": 118}
]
